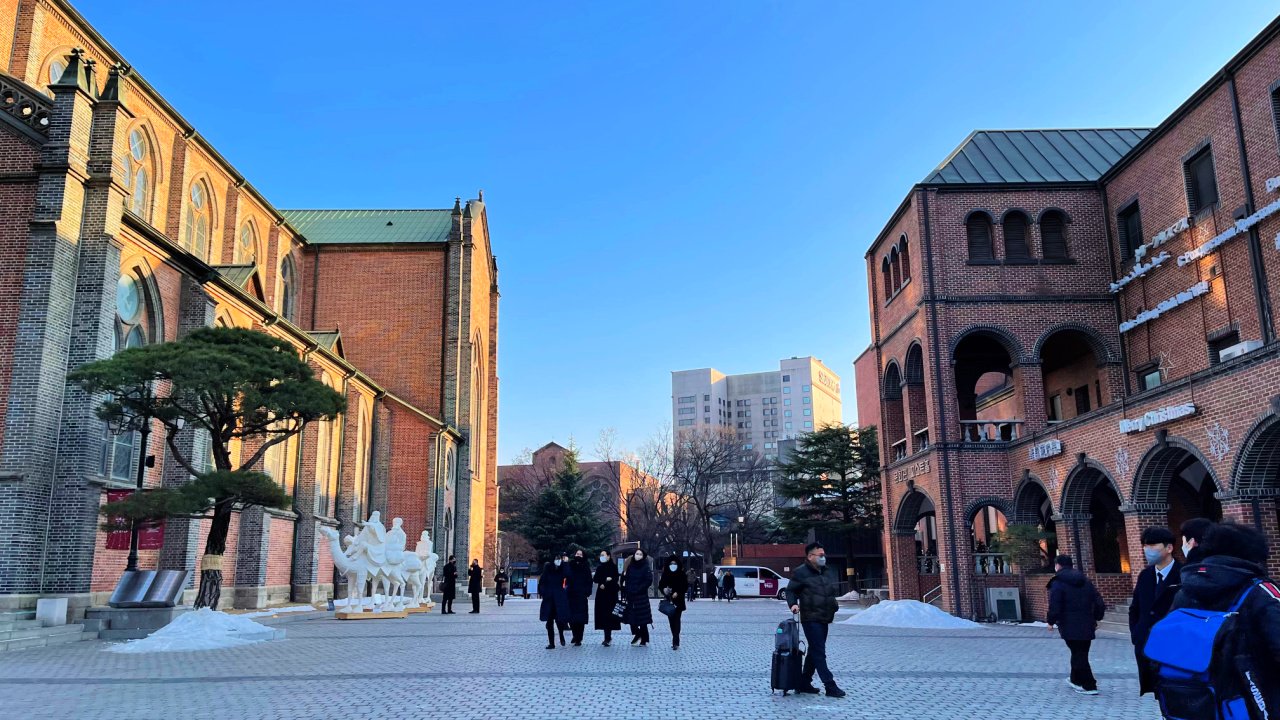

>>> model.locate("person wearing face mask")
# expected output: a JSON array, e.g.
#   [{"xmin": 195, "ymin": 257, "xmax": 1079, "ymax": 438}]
[
  {"xmin": 622, "ymin": 550, "xmax": 654, "ymax": 646},
  {"xmin": 441, "ymin": 555, "xmax": 458, "ymax": 614},
  {"xmin": 494, "ymin": 567, "xmax": 508, "ymax": 607},
  {"xmin": 467, "ymin": 558, "xmax": 484, "ymax": 613},
  {"xmin": 658, "ymin": 555, "xmax": 689, "ymax": 650},
  {"xmin": 1129, "ymin": 527, "xmax": 1181, "ymax": 696},
  {"xmin": 784, "ymin": 542, "xmax": 845, "ymax": 697},
  {"xmin": 566, "ymin": 549, "xmax": 594, "ymax": 646},
  {"xmin": 593, "ymin": 549, "xmax": 621, "ymax": 646},
  {"xmin": 539, "ymin": 553, "xmax": 571, "ymax": 649}
]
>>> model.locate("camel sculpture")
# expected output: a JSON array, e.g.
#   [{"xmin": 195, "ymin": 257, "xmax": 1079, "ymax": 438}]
[
  {"xmin": 320, "ymin": 516, "xmax": 432, "ymax": 614},
  {"xmin": 318, "ymin": 526, "xmax": 377, "ymax": 610}
]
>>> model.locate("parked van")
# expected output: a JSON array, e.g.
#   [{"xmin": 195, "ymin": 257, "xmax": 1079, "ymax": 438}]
[{"xmin": 714, "ymin": 565, "xmax": 785, "ymax": 599}]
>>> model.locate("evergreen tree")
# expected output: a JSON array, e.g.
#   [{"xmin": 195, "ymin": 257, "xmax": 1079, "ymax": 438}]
[
  {"xmin": 775, "ymin": 424, "xmax": 881, "ymax": 580},
  {"xmin": 510, "ymin": 451, "xmax": 614, "ymax": 563},
  {"xmin": 69, "ymin": 327, "xmax": 346, "ymax": 609}
]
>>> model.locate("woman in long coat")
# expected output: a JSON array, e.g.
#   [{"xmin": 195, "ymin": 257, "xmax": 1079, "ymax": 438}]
[
  {"xmin": 593, "ymin": 549, "xmax": 621, "ymax": 646},
  {"xmin": 441, "ymin": 556, "xmax": 458, "ymax": 614},
  {"xmin": 622, "ymin": 550, "xmax": 654, "ymax": 646},
  {"xmin": 566, "ymin": 550, "xmax": 593, "ymax": 646},
  {"xmin": 539, "ymin": 553, "xmax": 570, "ymax": 649},
  {"xmin": 658, "ymin": 555, "xmax": 689, "ymax": 650}
]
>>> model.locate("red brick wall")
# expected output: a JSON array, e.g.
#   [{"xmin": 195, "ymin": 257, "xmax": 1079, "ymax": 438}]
[
  {"xmin": 385, "ymin": 402, "xmax": 434, "ymax": 544},
  {"xmin": 266, "ymin": 515, "xmax": 294, "ymax": 587},
  {"xmin": 306, "ymin": 245, "xmax": 447, "ymax": 414}
]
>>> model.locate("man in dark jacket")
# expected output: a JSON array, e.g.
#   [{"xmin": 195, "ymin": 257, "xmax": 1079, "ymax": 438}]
[
  {"xmin": 467, "ymin": 559, "xmax": 483, "ymax": 613},
  {"xmin": 1129, "ymin": 526, "xmax": 1181, "ymax": 695},
  {"xmin": 1131, "ymin": 525, "xmax": 1177, "ymax": 691},
  {"xmin": 784, "ymin": 542, "xmax": 845, "ymax": 698},
  {"xmin": 1047, "ymin": 554, "xmax": 1106, "ymax": 695},
  {"xmin": 722, "ymin": 570, "xmax": 736, "ymax": 602},
  {"xmin": 1180, "ymin": 517, "xmax": 1214, "ymax": 564},
  {"xmin": 1171, "ymin": 522, "xmax": 1280, "ymax": 718},
  {"xmin": 441, "ymin": 556, "xmax": 458, "ymax": 614}
]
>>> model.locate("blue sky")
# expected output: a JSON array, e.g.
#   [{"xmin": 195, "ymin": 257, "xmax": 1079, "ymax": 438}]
[{"xmin": 78, "ymin": 1, "xmax": 1279, "ymax": 462}]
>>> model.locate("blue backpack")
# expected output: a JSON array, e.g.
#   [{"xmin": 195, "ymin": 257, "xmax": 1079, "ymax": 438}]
[{"xmin": 1144, "ymin": 580, "xmax": 1261, "ymax": 720}]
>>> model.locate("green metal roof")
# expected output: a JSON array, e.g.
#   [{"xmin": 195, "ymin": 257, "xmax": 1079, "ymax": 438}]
[
  {"xmin": 280, "ymin": 209, "xmax": 453, "ymax": 245},
  {"xmin": 924, "ymin": 129, "xmax": 1151, "ymax": 185},
  {"xmin": 213, "ymin": 264, "xmax": 257, "ymax": 289},
  {"xmin": 307, "ymin": 330, "xmax": 343, "ymax": 354}
]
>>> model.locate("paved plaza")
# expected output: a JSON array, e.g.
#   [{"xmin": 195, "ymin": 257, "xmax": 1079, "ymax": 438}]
[{"xmin": 3, "ymin": 597, "xmax": 1158, "ymax": 720}]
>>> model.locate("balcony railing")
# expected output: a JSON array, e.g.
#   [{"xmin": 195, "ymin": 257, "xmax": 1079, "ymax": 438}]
[
  {"xmin": 917, "ymin": 554, "xmax": 940, "ymax": 574},
  {"xmin": 973, "ymin": 552, "xmax": 1011, "ymax": 575},
  {"xmin": 891, "ymin": 438, "xmax": 908, "ymax": 461},
  {"xmin": 959, "ymin": 419, "xmax": 1024, "ymax": 443},
  {"xmin": 913, "ymin": 428, "xmax": 930, "ymax": 452}
]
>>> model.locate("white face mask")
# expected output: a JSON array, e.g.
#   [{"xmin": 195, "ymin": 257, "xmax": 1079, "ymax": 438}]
[
  {"xmin": 599, "ymin": 555, "xmax": 608, "ymax": 563},
  {"xmin": 669, "ymin": 564, "xmax": 677, "ymax": 571},
  {"xmin": 634, "ymin": 554, "xmax": 644, "ymax": 561},
  {"xmin": 553, "ymin": 559, "xmax": 562, "ymax": 567},
  {"xmin": 1182, "ymin": 542, "xmax": 1193, "ymax": 558}
]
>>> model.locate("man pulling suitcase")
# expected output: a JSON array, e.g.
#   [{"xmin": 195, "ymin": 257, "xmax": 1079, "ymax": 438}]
[{"xmin": 784, "ymin": 542, "xmax": 846, "ymax": 697}]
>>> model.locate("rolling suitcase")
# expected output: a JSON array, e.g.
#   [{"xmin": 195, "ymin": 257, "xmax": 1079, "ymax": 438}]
[{"xmin": 770, "ymin": 617, "xmax": 806, "ymax": 695}]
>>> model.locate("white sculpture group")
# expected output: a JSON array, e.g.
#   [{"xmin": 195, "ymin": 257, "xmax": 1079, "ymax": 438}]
[{"xmin": 319, "ymin": 511, "xmax": 440, "ymax": 614}]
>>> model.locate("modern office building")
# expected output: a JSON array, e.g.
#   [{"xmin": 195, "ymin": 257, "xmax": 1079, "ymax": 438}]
[{"xmin": 671, "ymin": 357, "xmax": 843, "ymax": 459}]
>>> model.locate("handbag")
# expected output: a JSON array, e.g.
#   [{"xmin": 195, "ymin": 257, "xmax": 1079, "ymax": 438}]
[
  {"xmin": 658, "ymin": 598, "xmax": 677, "ymax": 617},
  {"xmin": 612, "ymin": 599, "xmax": 627, "ymax": 618}
]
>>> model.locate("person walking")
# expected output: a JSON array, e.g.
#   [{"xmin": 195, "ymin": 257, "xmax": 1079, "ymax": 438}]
[
  {"xmin": 722, "ymin": 569, "xmax": 736, "ymax": 602},
  {"xmin": 441, "ymin": 555, "xmax": 458, "ymax": 614},
  {"xmin": 566, "ymin": 549, "xmax": 593, "ymax": 646},
  {"xmin": 1047, "ymin": 555, "xmax": 1106, "ymax": 696},
  {"xmin": 622, "ymin": 549, "xmax": 653, "ymax": 646},
  {"xmin": 658, "ymin": 555, "xmax": 689, "ymax": 650},
  {"xmin": 784, "ymin": 542, "xmax": 845, "ymax": 697},
  {"xmin": 467, "ymin": 558, "xmax": 483, "ymax": 613},
  {"xmin": 494, "ymin": 567, "xmax": 508, "ymax": 607},
  {"xmin": 1130, "ymin": 527, "xmax": 1181, "ymax": 696},
  {"xmin": 1180, "ymin": 517, "xmax": 1214, "ymax": 564},
  {"xmin": 1167, "ymin": 522, "xmax": 1280, "ymax": 716},
  {"xmin": 539, "ymin": 553, "xmax": 571, "ymax": 649},
  {"xmin": 593, "ymin": 549, "xmax": 621, "ymax": 646},
  {"xmin": 705, "ymin": 570, "xmax": 718, "ymax": 601}
]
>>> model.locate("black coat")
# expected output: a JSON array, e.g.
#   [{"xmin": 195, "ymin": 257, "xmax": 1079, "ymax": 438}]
[
  {"xmin": 593, "ymin": 561, "xmax": 621, "ymax": 631},
  {"xmin": 658, "ymin": 564, "xmax": 688, "ymax": 613},
  {"xmin": 468, "ymin": 564, "xmax": 483, "ymax": 594},
  {"xmin": 566, "ymin": 558, "xmax": 593, "ymax": 624},
  {"xmin": 1172, "ymin": 555, "xmax": 1280, "ymax": 717},
  {"xmin": 705, "ymin": 574, "xmax": 718, "ymax": 597},
  {"xmin": 722, "ymin": 572, "xmax": 736, "ymax": 592},
  {"xmin": 784, "ymin": 562, "xmax": 840, "ymax": 624},
  {"xmin": 539, "ymin": 562, "xmax": 570, "ymax": 623},
  {"xmin": 1129, "ymin": 561, "xmax": 1181, "ymax": 646},
  {"xmin": 622, "ymin": 560, "xmax": 653, "ymax": 626},
  {"xmin": 442, "ymin": 561, "xmax": 458, "ymax": 600},
  {"xmin": 1047, "ymin": 568, "xmax": 1105, "ymax": 641},
  {"xmin": 494, "ymin": 571, "xmax": 508, "ymax": 592}
]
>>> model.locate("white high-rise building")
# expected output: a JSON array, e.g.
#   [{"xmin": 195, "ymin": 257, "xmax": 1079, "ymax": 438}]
[{"xmin": 671, "ymin": 357, "xmax": 843, "ymax": 460}]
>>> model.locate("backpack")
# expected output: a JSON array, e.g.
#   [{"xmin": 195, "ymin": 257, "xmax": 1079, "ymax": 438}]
[
  {"xmin": 774, "ymin": 617, "xmax": 801, "ymax": 653},
  {"xmin": 1144, "ymin": 579, "xmax": 1261, "ymax": 720}
]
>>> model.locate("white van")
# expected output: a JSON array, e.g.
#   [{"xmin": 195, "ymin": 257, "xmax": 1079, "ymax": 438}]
[{"xmin": 714, "ymin": 565, "xmax": 786, "ymax": 599}]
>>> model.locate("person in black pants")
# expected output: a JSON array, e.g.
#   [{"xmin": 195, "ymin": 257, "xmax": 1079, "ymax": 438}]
[
  {"xmin": 467, "ymin": 558, "xmax": 483, "ymax": 613},
  {"xmin": 539, "ymin": 554, "xmax": 570, "ymax": 649},
  {"xmin": 593, "ymin": 549, "xmax": 620, "ymax": 646},
  {"xmin": 784, "ymin": 542, "xmax": 845, "ymax": 697},
  {"xmin": 494, "ymin": 567, "xmax": 508, "ymax": 606},
  {"xmin": 658, "ymin": 555, "xmax": 689, "ymax": 649},
  {"xmin": 621, "ymin": 550, "xmax": 653, "ymax": 646},
  {"xmin": 1047, "ymin": 554, "xmax": 1106, "ymax": 696},
  {"xmin": 1129, "ymin": 527, "xmax": 1181, "ymax": 696},
  {"xmin": 722, "ymin": 570, "xmax": 736, "ymax": 602},
  {"xmin": 566, "ymin": 550, "xmax": 593, "ymax": 645},
  {"xmin": 441, "ymin": 555, "xmax": 457, "ymax": 614}
]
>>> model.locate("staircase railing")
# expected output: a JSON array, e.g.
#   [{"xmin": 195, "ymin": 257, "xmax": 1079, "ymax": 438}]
[{"xmin": 922, "ymin": 584, "xmax": 943, "ymax": 606}]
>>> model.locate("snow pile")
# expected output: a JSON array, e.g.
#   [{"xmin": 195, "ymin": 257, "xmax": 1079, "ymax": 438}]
[
  {"xmin": 837, "ymin": 590, "xmax": 862, "ymax": 601},
  {"xmin": 107, "ymin": 608, "xmax": 282, "ymax": 653},
  {"xmin": 1020, "ymin": 621, "xmax": 1049, "ymax": 628},
  {"xmin": 841, "ymin": 600, "xmax": 980, "ymax": 630},
  {"xmin": 242, "ymin": 605, "xmax": 316, "ymax": 619}
]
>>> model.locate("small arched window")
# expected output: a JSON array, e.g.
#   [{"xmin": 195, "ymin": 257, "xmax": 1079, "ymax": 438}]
[
  {"xmin": 899, "ymin": 237, "xmax": 911, "ymax": 282},
  {"xmin": 122, "ymin": 129, "xmax": 152, "ymax": 220},
  {"xmin": 1003, "ymin": 211, "xmax": 1030, "ymax": 260},
  {"xmin": 890, "ymin": 246, "xmax": 902, "ymax": 290},
  {"xmin": 1041, "ymin": 210, "xmax": 1069, "ymax": 259},
  {"xmin": 881, "ymin": 257, "xmax": 892, "ymax": 300},
  {"xmin": 236, "ymin": 221, "xmax": 258, "ymax": 265},
  {"xmin": 183, "ymin": 182, "xmax": 211, "ymax": 260},
  {"xmin": 278, "ymin": 254, "xmax": 296, "ymax": 322},
  {"xmin": 966, "ymin": 213, "xmax": 994, "ymax": 260}
]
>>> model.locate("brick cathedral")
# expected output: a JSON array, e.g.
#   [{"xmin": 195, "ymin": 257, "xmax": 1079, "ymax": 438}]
[
  {"xmin": 855, "ymin": 15, "xmax": 1280, "ymax": 619},
  {"xmin": 0, "ymin": 0, "xmax": 500, "ymax": 619}
]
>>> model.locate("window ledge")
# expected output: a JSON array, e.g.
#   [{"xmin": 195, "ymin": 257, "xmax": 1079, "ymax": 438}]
[
  {"xmin": 884, "ymin": 277, "xmax": 912, "ymax": 306},
  {"xmin": 1002, "ymin": 258, "xmax": 1038, "ymax": 266},
  {"xmin": 1191, "ymin": 203, "xmax": 1219, "ymax": 223}
]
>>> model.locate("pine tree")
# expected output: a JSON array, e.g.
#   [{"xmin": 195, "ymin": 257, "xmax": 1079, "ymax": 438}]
[
  {"xmin": 510, "ymin": 451, "xmax": 614, "ymax": 563},
  {"xmin": 775, "ymin": 424, "xmax": 881, "ymax": 579}
]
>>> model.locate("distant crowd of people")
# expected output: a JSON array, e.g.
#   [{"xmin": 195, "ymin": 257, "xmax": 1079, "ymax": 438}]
[{"xmin": 1046, "ymin": 519, "xmax": 1278, "ymax": 718}]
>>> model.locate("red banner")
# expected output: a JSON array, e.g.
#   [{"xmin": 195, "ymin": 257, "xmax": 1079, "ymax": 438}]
[{"xmin": 105, "ymin": 490, "xmax": 165, "ymax": 550}]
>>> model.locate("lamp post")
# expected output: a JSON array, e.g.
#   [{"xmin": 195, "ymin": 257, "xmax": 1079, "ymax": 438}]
[{"xmin": 105, "ymin": 380, "xmax": 183, "ymax": 572}]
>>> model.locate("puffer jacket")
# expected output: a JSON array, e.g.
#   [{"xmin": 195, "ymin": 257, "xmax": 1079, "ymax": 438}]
[
  {"xmin": 783, "ymin": 562, "xmax": 840, "ymax": 624},
  {"xmin": 1047, "ymin": 568, "xmax": 1105, "ymax": 641}
]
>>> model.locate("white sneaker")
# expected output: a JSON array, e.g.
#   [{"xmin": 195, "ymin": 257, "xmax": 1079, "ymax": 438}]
[
  {"xmin": 1066, "ymin": 679, "xmax": 1083, "ymax": 691},
  {"xmin": 1072, "ymin": 686, "xmax": 1099, "ymax": 696}
]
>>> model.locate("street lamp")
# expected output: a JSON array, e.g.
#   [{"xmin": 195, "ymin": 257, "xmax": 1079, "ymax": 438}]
[{"xmin": 105, "ymin": 380, "xmax": 183, "ymax": 572}]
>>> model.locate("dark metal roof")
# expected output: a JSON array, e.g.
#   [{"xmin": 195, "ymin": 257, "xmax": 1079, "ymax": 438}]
[
  {"xmin": 279, "ymin": 209, "xmax": 452, "ymax": 245},
  {"xmin": 923, "ymin": 129, "xmax": 1151, "ymax": 185}
]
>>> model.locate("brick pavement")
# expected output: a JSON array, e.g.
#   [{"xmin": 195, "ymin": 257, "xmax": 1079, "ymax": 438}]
[{"xmin": 0, "ymin": 598, "xmax": 1158, "ymax": 720}]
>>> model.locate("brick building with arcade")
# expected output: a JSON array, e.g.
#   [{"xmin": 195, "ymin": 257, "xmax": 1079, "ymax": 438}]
[
  {"xmin": 856, "ymin": 16, "xmax": 1280, "ymax": 620},
  {"xmin": 0, "ymin": 0, "xmax": 500, "ymax": 619}
]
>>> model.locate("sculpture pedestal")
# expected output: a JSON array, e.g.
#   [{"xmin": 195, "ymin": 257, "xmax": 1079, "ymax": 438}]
[
  {"xmin": 335, "ymin": 609, "xmax": 408, "ymax": 620},
  {"xmin": 404, "ymin": 603, "xmax": 434, "ymax": 614}
]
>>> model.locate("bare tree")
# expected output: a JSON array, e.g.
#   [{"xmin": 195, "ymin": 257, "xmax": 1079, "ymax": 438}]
[{"xmin": 670, "ymin": 427, "xmax": 777, "ymax": 560}]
